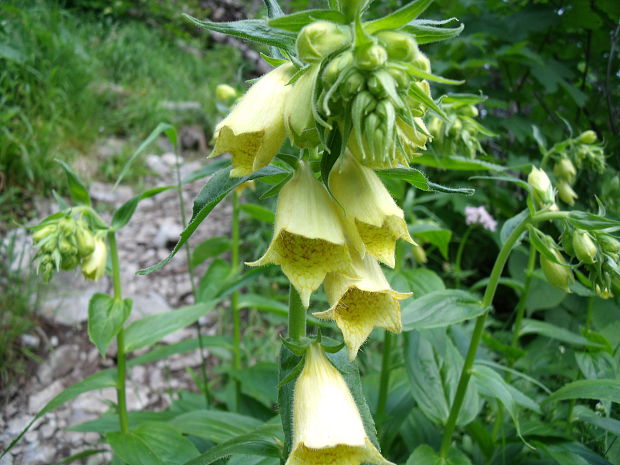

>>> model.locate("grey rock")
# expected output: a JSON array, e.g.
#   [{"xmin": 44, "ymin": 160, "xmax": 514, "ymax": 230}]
[
  {"xmin": 160, "ymin": 152, "xmax": 179, "ymax": 167},
  {"xmin": 153, "ymin": 220, "xmax": 183, "ymax": 249},
  {"xmin": 180, "ymin": 125, "xmax": 207, "ymax": 152},
  {"xmin": 145, "ymin": 154, "xmax": 169, "ymax": 177},
  {"xmin": 20, "ymin": 333, "xmax": 40, "ymax": 348},
  {"xmin": 22, "ymin": 443, "xmax": 55, "ymax": 464},
  {"xmin": 89, "ymin": 182, "xmax": 133, "ymax": 205},
  {"xmin": 0, "ymin": 453, "xmax": 14, "ymax": 465},
  {"xmin": 7, "ymin": 414, "xmax": 32, "ymax": 436},
  {"xmin": 37, "ymin": 345, "xmax": 80, "ymax": 384},
  {"xmin": 97, "ymin": 137, "xmax": 125, "ymax": 159},
  {"xmin": 29, "ymin": 379, "xmax": 65, "ymax": 413}
]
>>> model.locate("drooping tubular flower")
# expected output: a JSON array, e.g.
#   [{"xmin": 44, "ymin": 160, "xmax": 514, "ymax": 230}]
[
  {"xmin": 314, "ymin": 254, "xmax": 410, "ymax": 360},
  {"xmin": 247, "ymin": 161, "xmax": 357, "ymax": 307},
  {"xmin": 329, "ymin": 152, "xmax": 414, "ymax": 267},
  {"xmin": 210, "ymin": 63, "xmax": 295, "ymax": 177},
  {"xmin": 286, "ymin": 343, "xmax": 393, "ymax": 465},
  {"xmin": 81, "ymin": 237, "xmax": 108, "ymax": 281}
]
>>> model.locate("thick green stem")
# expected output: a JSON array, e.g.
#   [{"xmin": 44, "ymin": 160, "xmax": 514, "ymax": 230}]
[
  {"xmin": 439, "ymin": 215, "xmax": 530, "ymax": 457},
  {"xmin": 288, "ymin": 286, "xmax": 306, "ymax": 342},
  {"xmin": 454, "ymin": 226, "xmax": 474, "ymax": 289},
  {"xmin": 174, "ymin": 144, "xmax": 211, "ymax": 407},
  {"xmin": 511, "ymin": 246, "xmax": 537, "ymax": 350},
  {"xmin": 108, "ymin": 232, "xmax": 129, "ymax": 434},
  {"xmin": 231, "ymin": 190, "xmax": 242, "ymax": 410},
  {"xmin": 375, "ymin": 330, "xmax": 392, "ymax": 432}
]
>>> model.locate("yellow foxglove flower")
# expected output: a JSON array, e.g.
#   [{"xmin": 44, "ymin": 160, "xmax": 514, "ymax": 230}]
[
  {"xmin": 247, "ymin": 162, "xmax": 356, "ymax": 307},
  {"xmin": 81, "ymin": 237, "xmax": 107, "ymax": 281},
  {"xmin": 286, "ymin": 343, "xmax": 394, "ymax": 465},
  {"xmin": 210, "ymin": 63, "xmax": 295, "ymax": 177},
  {"xmin": 284, "ymin": 65, "xmax": 320, "ymax": 149},
  {"xmin": 314, "ymin": 254, "xmax": 410, "ymax": 359},
  {"xmin": 329, "ymin": 153, "xmax": 414, "ymax": 267}
]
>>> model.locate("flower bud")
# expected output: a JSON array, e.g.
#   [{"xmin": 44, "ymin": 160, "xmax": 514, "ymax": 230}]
[
  {"xmin": 578, "ymin": 130, "xmax": 597, "ymax": 144},
  {"xmin": 528, "ymin": 166, "xmax": 554, "ymax": 205},
  {"xmin": 376, "ymin": 31, "xmax": 418, "ymax": 62},
  {"xmin": 322, "ymin": 51, "xmax": 354, "ymax": 85},
  {"xmin": 215, "ymin": 84, "xmax": 237, "ymax": 101},
  {"xmin": 461, "ymin": 105, "xmax": 479, "ymax": 117},
  {"xmin": 355, "ymin": 43, "xmax": 387, "ymax": 71},
  {"xmin": 61, "ymin": 253, "xmax": 79, "ymax": 271},
  {"xmin": 82, "ymin": 237, "xmax": 108, "ymax": 281},
  {"xmin": 412, "ymin": 244, "xmax": 427, "ymax": 263},
  {"xmin": 59, "ymin": 218, "xmax": 75, "ymax": 235},
  {"xmin": 572, "ymin": 231, "xmax": 597, "ymax": 264},
  {"xmin": 59, "ymin": 239, "xmax": 76, "ymax": 256},
  {"xmin": 296, "ymin": 21, "xmax": 352, "ymax": 64},
  {"xmin": 411, "ymin": 52, "xmax": 431, "ymax": 73},
  {"xmin": 540, "ymin": 248, "xmax": 573, "ymax": 293},
  {"xmin": 557, "ymin": 180, "xmax": 578, "ymax": 206},
  {"xmin": 554, "ymin": 158, "xmax": 576, "ymax": 184},
  {"xmin": 285, "ymin": 65, "xmax": 320, "ymax": 148},
  {"xmin": 75, "ymin": 224, "xmax": 95, "ymax": 257},
  {"xmin": 599, "ymin": 234, "xmax": 620, "ymax": 255},
  {"xmin": 33, "ymin": 225, "xmax": 56, "ymax": 243},
  {"xmin": 342, "ymin": 71, "xmax": 366, "ymax": 97},
  {"xmin": 367, "ymin": 75, "xmax": 387, "ymax": 98},
  {"xmin": 386, "ymin": 67, "xmax": 409, "ymax": 88}
]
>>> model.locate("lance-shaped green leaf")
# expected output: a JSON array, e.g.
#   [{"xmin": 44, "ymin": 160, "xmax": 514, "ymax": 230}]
[
  {"xmin": 408, "ymin": 82, "xmax": 447, "ymax": 119},
  {"xmin": 184, "ymin": 15, "xmax": 296, "ymax": 50},
  {"xmin": 518, "ymin": 319, "xmax": 601, "ymax": 348},
  {"xmin": 365, "ymin": 0, "xmax": 434, "ymax": 33},
  {"xmin": 401, "ymin": 290, "xmax": 484, "ymax": 331},
  {"xmin": 268, "ymin": 9, "xmax": 347, "ymax": 32},
  {"xmin": 402, "ymin": 18, "xmax": 465, "ymax": 44},
  {"xmin": 544, "ymin": 379, "xmax": 620, "ymax": 404},
  {"xmin": 56, "ymin": 160, "xmax": 91, "ymax": 206},
  {"xmin": 88, "ymin": 293, "xmax": 132, "ymax": 356},
  {"xmin": 138, "ymin": 165, "xmax": 287, "ymax": 275},
  {"xmin": 414, "ymin": 154, "xmax": 505, "ymax": 171},
  {"xmin": 170, "ymin": 410, "xmax": 263, "ymax": 443},
  {"xmin": 406, "ymin": 63, "xmax": 464, "ymax": 85}
]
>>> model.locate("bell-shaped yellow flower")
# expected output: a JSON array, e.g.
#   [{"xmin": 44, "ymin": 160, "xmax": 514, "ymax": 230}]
[
  {"xmin": 247, "ymin": 161, "xmax": 356, "ymax": 307},
  {"xmin": 329, "ymin": 153, "xmax": 414, "ymax": 267},
  {"xmin": 81, "ymin": 237, "xmax": 107, "ymax": 281},
  {"xmin": 314, "ymin": 254, "xmax": 410, "ymax": 360},
  {"xmin": 286, "ymin": 343, "xmax": 394, "ymax": 465},
  {"xmin": 210, "ymin": 63, "xmax": 295, "ymax": 177}
]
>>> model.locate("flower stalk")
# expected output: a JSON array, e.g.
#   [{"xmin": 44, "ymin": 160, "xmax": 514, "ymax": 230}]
[
  {"xmin": 108, "ymin": 231, "xmax": 129, "ymax": 434},
  {"xmin": 231, "ymin": 189, "xmax": 242, "ymax": 410}
]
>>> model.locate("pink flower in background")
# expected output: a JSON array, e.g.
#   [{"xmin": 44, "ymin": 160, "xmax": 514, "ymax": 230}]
[{"xmin": 464, "ymin": 206, "xmax": 497, "ymax": 232}]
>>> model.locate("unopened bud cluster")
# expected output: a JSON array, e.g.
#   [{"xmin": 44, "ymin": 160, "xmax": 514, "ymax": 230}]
[
  {"xmin": 428, "ymin": 103, "xmax": 493, "ymax": 158},
  {"xmin": 32, "ymin": 216, "xmax": 107, "ymax": 282},
  {"xmin": 297, "ymin": 21, "xmax": 431, "ymax": 168}
]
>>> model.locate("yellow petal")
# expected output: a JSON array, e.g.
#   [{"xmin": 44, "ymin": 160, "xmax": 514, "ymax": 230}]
[
  {"xmin": 329, "ymin": 153, "xmax": 414, "ymax": 267},
  {"xmin": 210, "ymin": 64, "xmax": 295, "ymax": 177},
  {"xmin": 286, "ymin": 344, "xmax": 393, "ymax": 465},
  {"xmin": 81, "ymin": 237, "xmax": 107, "ymax": 281},
  {"xmin": 247, "ymin": 162, "xmax": 356, "ymax": 306},
  {"xmin": 314, "ymin": 254, "xmax": 410, "ymax": 360}
]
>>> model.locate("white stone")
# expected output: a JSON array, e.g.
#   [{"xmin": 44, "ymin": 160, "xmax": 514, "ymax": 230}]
[
  {"xmin": 29, "ymin": 379, "xmax": 64, "ymax": 413},
  {"xmin": 37, "ymin": 345, "xmax": 80, "ymax": 384}
]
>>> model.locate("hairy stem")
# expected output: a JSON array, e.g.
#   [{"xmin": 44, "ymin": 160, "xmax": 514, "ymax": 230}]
[{"xmin": 288, "ymin": 286, "xmax": 306, "ymax": 342}]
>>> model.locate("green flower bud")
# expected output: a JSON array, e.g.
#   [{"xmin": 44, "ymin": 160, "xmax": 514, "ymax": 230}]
[
  {"xmin": 528, "ymin": 166, "xmax": 554, "ymax": 205},
  {"xmin": 367, "ymin": 75, "xmax": 387, "ymax": 98},
  {"xmin": 59, "ymin": 218, "xmax": 75, "ymax": 235},
  {"xmin": 76, "ymin": 224, "xmax": 96, "ymax": 257},
  {"xmin": 386, "ymin": 67, "xmax": 409, "ymax": 88},
  {"xmin": 578, "ymin": 130, "xmax": 597, "ymax": 144},
  {"xmin": 557, "ymin": 180, "xmax": 578, "ymax": 206},
  {"xmin": 411, "ymin": 52, "xmax": 431, "ymax": 73},
  {"xmin": 540, "ymin": 248, "xmax": 573, "ymax": 293},
  {"xmin": 322, "ymin": 51, "xmax": 354, "ymax": 86},
  {"xmin": 461, "ymin": 105, "xmax": 478, "ymax": 117},
  {"xmin": 215, "ymin": 84, "xmax": 237, "ymax": 101},
  {"xmin": 428, "ymin": 117, "xmax": 443, "ymax": 138},
  {"xmin": 40, "ymin": 261, "xmax": 54, "ymax": 282},
  {"xmin": 61, "ymin": 253, "xmax": 79, "ymax": 271},
  {"xmin": 296, "ymin": 21, "xmax": 352, "ymax": 64},
  {"xmin": 572, "ymin": 231, "xmax": 597, "ymax": 264},
  {"xmin": 598, "ymin": 234, "xmax": 620, "ymax": 254},
  {"xmin": 285, "ymin": 65, "xmax": 321, "ymax": 149},
  {"xmin": 412, "ymin": 244, "xmax": 427, "ymax": 263},
  {"xmin": 342, "ymin": 71, "xmax": 365, "ymax": 97},
  {"xmin": 33, "ymin": 224, "xmax": 56, "ymax": 243},
  {"xmin": 59, "ymin": 239, "xmax": 76, "ymax": 255},
  {"xmin": 449, "ymin": 119, "xmax": 463, "ymax": 137},
  {"xmin": 554, "ymin": 158, "xmax": 576, "ymax": 184},
  {"xmin": 376, "ymin": 31, "xmax": 418, "ymax": 62},
  {"xmin": 355, "ymin": 43, "xmax": 387, "ymax": 71}
]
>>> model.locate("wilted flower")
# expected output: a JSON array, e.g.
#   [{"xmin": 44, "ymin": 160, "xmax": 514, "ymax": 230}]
[
  {"xmin": 314, "ymin": 254, "xmax": 410, "ymax": 360},
  {"xmin": 247, "ymin": 162, "xmax": 356, "ymax": 307},
  {"xmin": 329, "ymin": 153, "xmax": 414, "ymax": 267},
  {"xmin": 210, "ymin": 63, "xmax": 295, "ymax": 177},
  {"xmin": 464, "ymin": 206, "xmax": 497, "ymax": 232},
  {"xmin": 81, "ymin": 237, "xmax": 107, "ymax": 281},
  {"xmin": 285, "ymin": 343, "xmax": 393, "ymax": 465}
]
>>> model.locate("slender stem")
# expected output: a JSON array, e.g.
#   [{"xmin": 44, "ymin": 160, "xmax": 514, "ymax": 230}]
[
  {"xmin": 231, "ymin": 190, "xmax": 242, "ymax": 410},
  {"xmin": 108, "ymin": 232, "xmax": 129, "ymax": 434},
  {"xmin": 511, "ymin": 246, "xmax": 537, "ymax": 350},
  {"xmin": 288, "ymin": 286, "xmax": 306, "ymax": 342},
  {"xmin": 375, "ymin": 330, "xmax": 392, "ymax": 433},
  {"xmin": 174, "ymin": 144, "xmax": 211, "ymax": 407},
  {"xmin": 454, "ymin": 226, "xmax": 474, "ymax": 289},
  {"xmin": 439, "ymin": 214, "xmax": 530, "ymax": 457}
]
